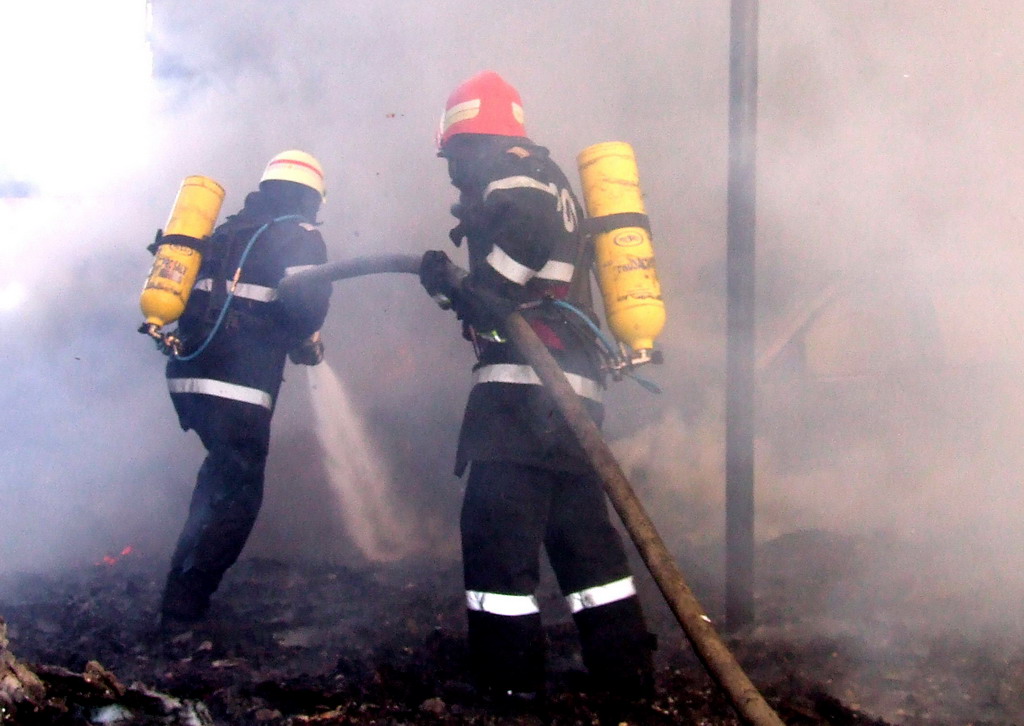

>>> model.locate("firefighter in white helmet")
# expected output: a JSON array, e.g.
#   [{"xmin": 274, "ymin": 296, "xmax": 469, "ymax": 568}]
[
  {"xmin": 159, "ymin": 150, "xmax": 332, "ymax": 626},
  {"xmin": 419, "ymin": 72, "xmax": 656, "ymax": 717}
]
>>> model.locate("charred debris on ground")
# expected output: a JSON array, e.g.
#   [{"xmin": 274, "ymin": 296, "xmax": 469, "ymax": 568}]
[{"xmin": 2, "ymin": 530, "xmax": 1022, "ymax": 725}]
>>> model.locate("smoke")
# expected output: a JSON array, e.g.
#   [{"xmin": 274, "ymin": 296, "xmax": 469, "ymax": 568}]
[
  {"xmin": 750, "ymin": 2, "xmax": 1024, "ymax": 638},
  {"xmin": 3, "ymin": 1, "xmax": 1024, "ymax": 691}
]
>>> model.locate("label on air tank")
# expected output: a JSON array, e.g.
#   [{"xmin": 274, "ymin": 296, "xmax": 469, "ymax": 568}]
[{"xmin": 613, "ymin": 231, "xmax": 645, "ymax": 247}]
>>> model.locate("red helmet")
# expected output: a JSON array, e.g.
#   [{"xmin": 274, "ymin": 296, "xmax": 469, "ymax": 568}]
[{"xmin": 437, "ymin": 71, "xmax": 526, "ymax": 149}]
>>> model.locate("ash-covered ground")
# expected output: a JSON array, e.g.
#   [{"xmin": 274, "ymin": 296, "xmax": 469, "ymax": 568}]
[{"xmin": 2, "ymin": 529, "xmax": 1022, "ymax": 725}]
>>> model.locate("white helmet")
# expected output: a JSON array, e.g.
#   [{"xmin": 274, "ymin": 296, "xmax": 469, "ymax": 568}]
[{"xmin": 260, "ymin": 150, "xmax": 325, "ymax": 199}]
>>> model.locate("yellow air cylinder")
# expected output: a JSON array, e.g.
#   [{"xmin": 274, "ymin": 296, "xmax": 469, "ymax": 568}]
[
  {"xmin": 577, "ymin": 141, "xmax": 665, "ymax": 355},
  {"xmin": 139, "ymin": 175, "xmax": 225, "ymax": 331}
]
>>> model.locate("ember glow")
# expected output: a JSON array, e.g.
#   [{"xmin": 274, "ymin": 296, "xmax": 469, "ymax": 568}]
[{"xmin": 96, "ymin": 546, "xmax": 135, "ymax": 567}]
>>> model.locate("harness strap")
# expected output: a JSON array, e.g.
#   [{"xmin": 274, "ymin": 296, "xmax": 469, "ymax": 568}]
[{"xmin": 583, "ymin": 212, "xmax": 652, "ymax": 236}]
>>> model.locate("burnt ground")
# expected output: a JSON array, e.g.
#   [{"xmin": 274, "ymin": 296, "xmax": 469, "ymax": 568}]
[{"xmin": 1, "ymin": 529, "xmax": 1023, "ymax": 725}]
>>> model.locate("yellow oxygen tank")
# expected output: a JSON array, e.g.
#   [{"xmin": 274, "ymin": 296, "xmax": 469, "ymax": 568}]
[
  {"xmin": 577, "ymin": 141, "xmax": 665, "ymax": 364},
  {"xmin": 139, "ymin": 175, "xmax": 225, "ymax": 339}
]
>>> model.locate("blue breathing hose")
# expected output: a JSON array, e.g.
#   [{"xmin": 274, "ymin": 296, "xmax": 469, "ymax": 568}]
[
  {"xmin": 168, "ymin": 214, "xmax": 302, "ymax": 362},
  {"xmin": 549, "ymin": 299, "xmax": 661, "ymax": 394}
]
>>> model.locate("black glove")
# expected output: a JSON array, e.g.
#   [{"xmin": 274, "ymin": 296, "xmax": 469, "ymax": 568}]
[
  {"xmin": 420, "ymin": 250, "xmax": 518, "ymax": 335},
  {"xmin": 288, "ymin": 331, "xmax": 325, "ymax": 366},
  {"xmin": 454, "ymin": 276, "xmax": 516, "ymax": 331},
  {"xmin": 420, "ymin": 250, "xmax": 464, "ymax": 309}
]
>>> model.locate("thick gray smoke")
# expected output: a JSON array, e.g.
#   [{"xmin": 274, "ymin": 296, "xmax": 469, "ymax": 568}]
[{"xmin": 3, "ymin": 0, "xmax": 1024, "ymax": 681}]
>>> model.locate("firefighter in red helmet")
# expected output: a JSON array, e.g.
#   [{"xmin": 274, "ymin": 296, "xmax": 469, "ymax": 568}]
[
  {"xmin": 159, "ymin": 151, "xmax": 332, "ymax": 627},
  {"xmin": 420, "ymin": 71, "xmax": 656, "ymax": 713}
]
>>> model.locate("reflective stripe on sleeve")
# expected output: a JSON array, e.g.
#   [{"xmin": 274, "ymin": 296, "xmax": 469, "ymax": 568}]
[
  {"xmin": 565, "ymin": 576, "xmax": 637, "ymax": 614},
  {"xmin": 485, "ymin": 245, "xmax": 536, "ymax": 285},
  {"xmin": 167, "ymin": 377, "xmax": 273, "ymax": 410},
  {"xmin": 194, "ymin": 278, "xmax": 278, "ymax": 303},
  {"xmin": 466, "ymin": 590, "xmax": 540, "ymax": 617},
  {"xmin": 284, "ymin": 264, "xmax": 317, "ymax": 276},
  {"xmin": 536, "ymin": 259, "xmax": 574, "ymax": 283},
  {"xmin": 483, "ymin": 175, "xmax": 559, "ymax": 201},
  {"xmin": 473, "ymin": 363, "xmax": 603, "ymax": 403}
]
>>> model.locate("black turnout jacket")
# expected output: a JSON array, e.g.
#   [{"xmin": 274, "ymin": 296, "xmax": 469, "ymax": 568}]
[
  {"xmin": 166, "ymin": 190, "xmax": 330, "ymax": 430},
  {"xmin": 444, "ymin": 136, "xmax": 604, "ymax": 475}
]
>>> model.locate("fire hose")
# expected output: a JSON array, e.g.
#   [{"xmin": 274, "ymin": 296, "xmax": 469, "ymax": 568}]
[{"xmin": 279, "ymin": 255, "xmax": 786, "ymax": 726}]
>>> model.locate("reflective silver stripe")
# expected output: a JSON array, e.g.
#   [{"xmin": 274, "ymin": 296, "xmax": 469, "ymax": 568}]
[
  {"xmin": 167, "ymin": 377, "xmax": 273, "ymax": 409},
  {"xmin": 473, "ymin": 363, "xmax": 603, "ymax": 403},
  {"xmin": 566, "ymin": 577, "xmax": 637, "ymax": 614},
  {"xmin": 482, "ymin": 176, "xmax": 574, "ymax": 283},
  {"xmin": 443, "ymin": 98, "xmax": 482, "ymax": 133},
  {"xmin": 484, "ymin": 175, "xmax": 558, "ymax": 201},
  {"xmin": 284, "ymin": 264, "xmax": 317, "ymax": 275},
  {"xmin": 194, "ymin": 278, "xmax": 278, "ymax": 302},
  {"xmin": 466, "ymin": 590, "xmax": 540, "ymax": 616},
  {"xmin": 486, "ymin": 245, "xmax": 536, "ymax": 285},
  {"xmin": 536, "ymin": 259, "xmax": 574, "ymax": 283}
]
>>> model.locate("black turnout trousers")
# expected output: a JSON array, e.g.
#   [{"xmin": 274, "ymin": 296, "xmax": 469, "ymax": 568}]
[{"xmin": 461, "ymin": 460, "xmax": 653, "ymax": 694}]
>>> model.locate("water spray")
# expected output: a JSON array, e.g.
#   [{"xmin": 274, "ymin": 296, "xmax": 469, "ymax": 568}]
[{"xmin": 305, "ymin": 360, "xmax": 415, "ymax": 562}]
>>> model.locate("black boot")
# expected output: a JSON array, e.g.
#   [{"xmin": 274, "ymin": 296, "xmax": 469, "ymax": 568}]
[
  {"xmin": 578, "ymin": 607, "xmax": 659, "ymax": 724},
  {"xmin": 160, "ymin": 569, "xmax": 212, "ymax": 626},
  {"xmin": 482, "ymin": 686, "xmax": 547, "ymax": 721}
]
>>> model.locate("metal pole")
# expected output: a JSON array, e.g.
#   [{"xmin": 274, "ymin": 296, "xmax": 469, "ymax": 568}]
[{"xmin": 726, "ymin": 0, "xmax": 759, "ymax": 630}]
